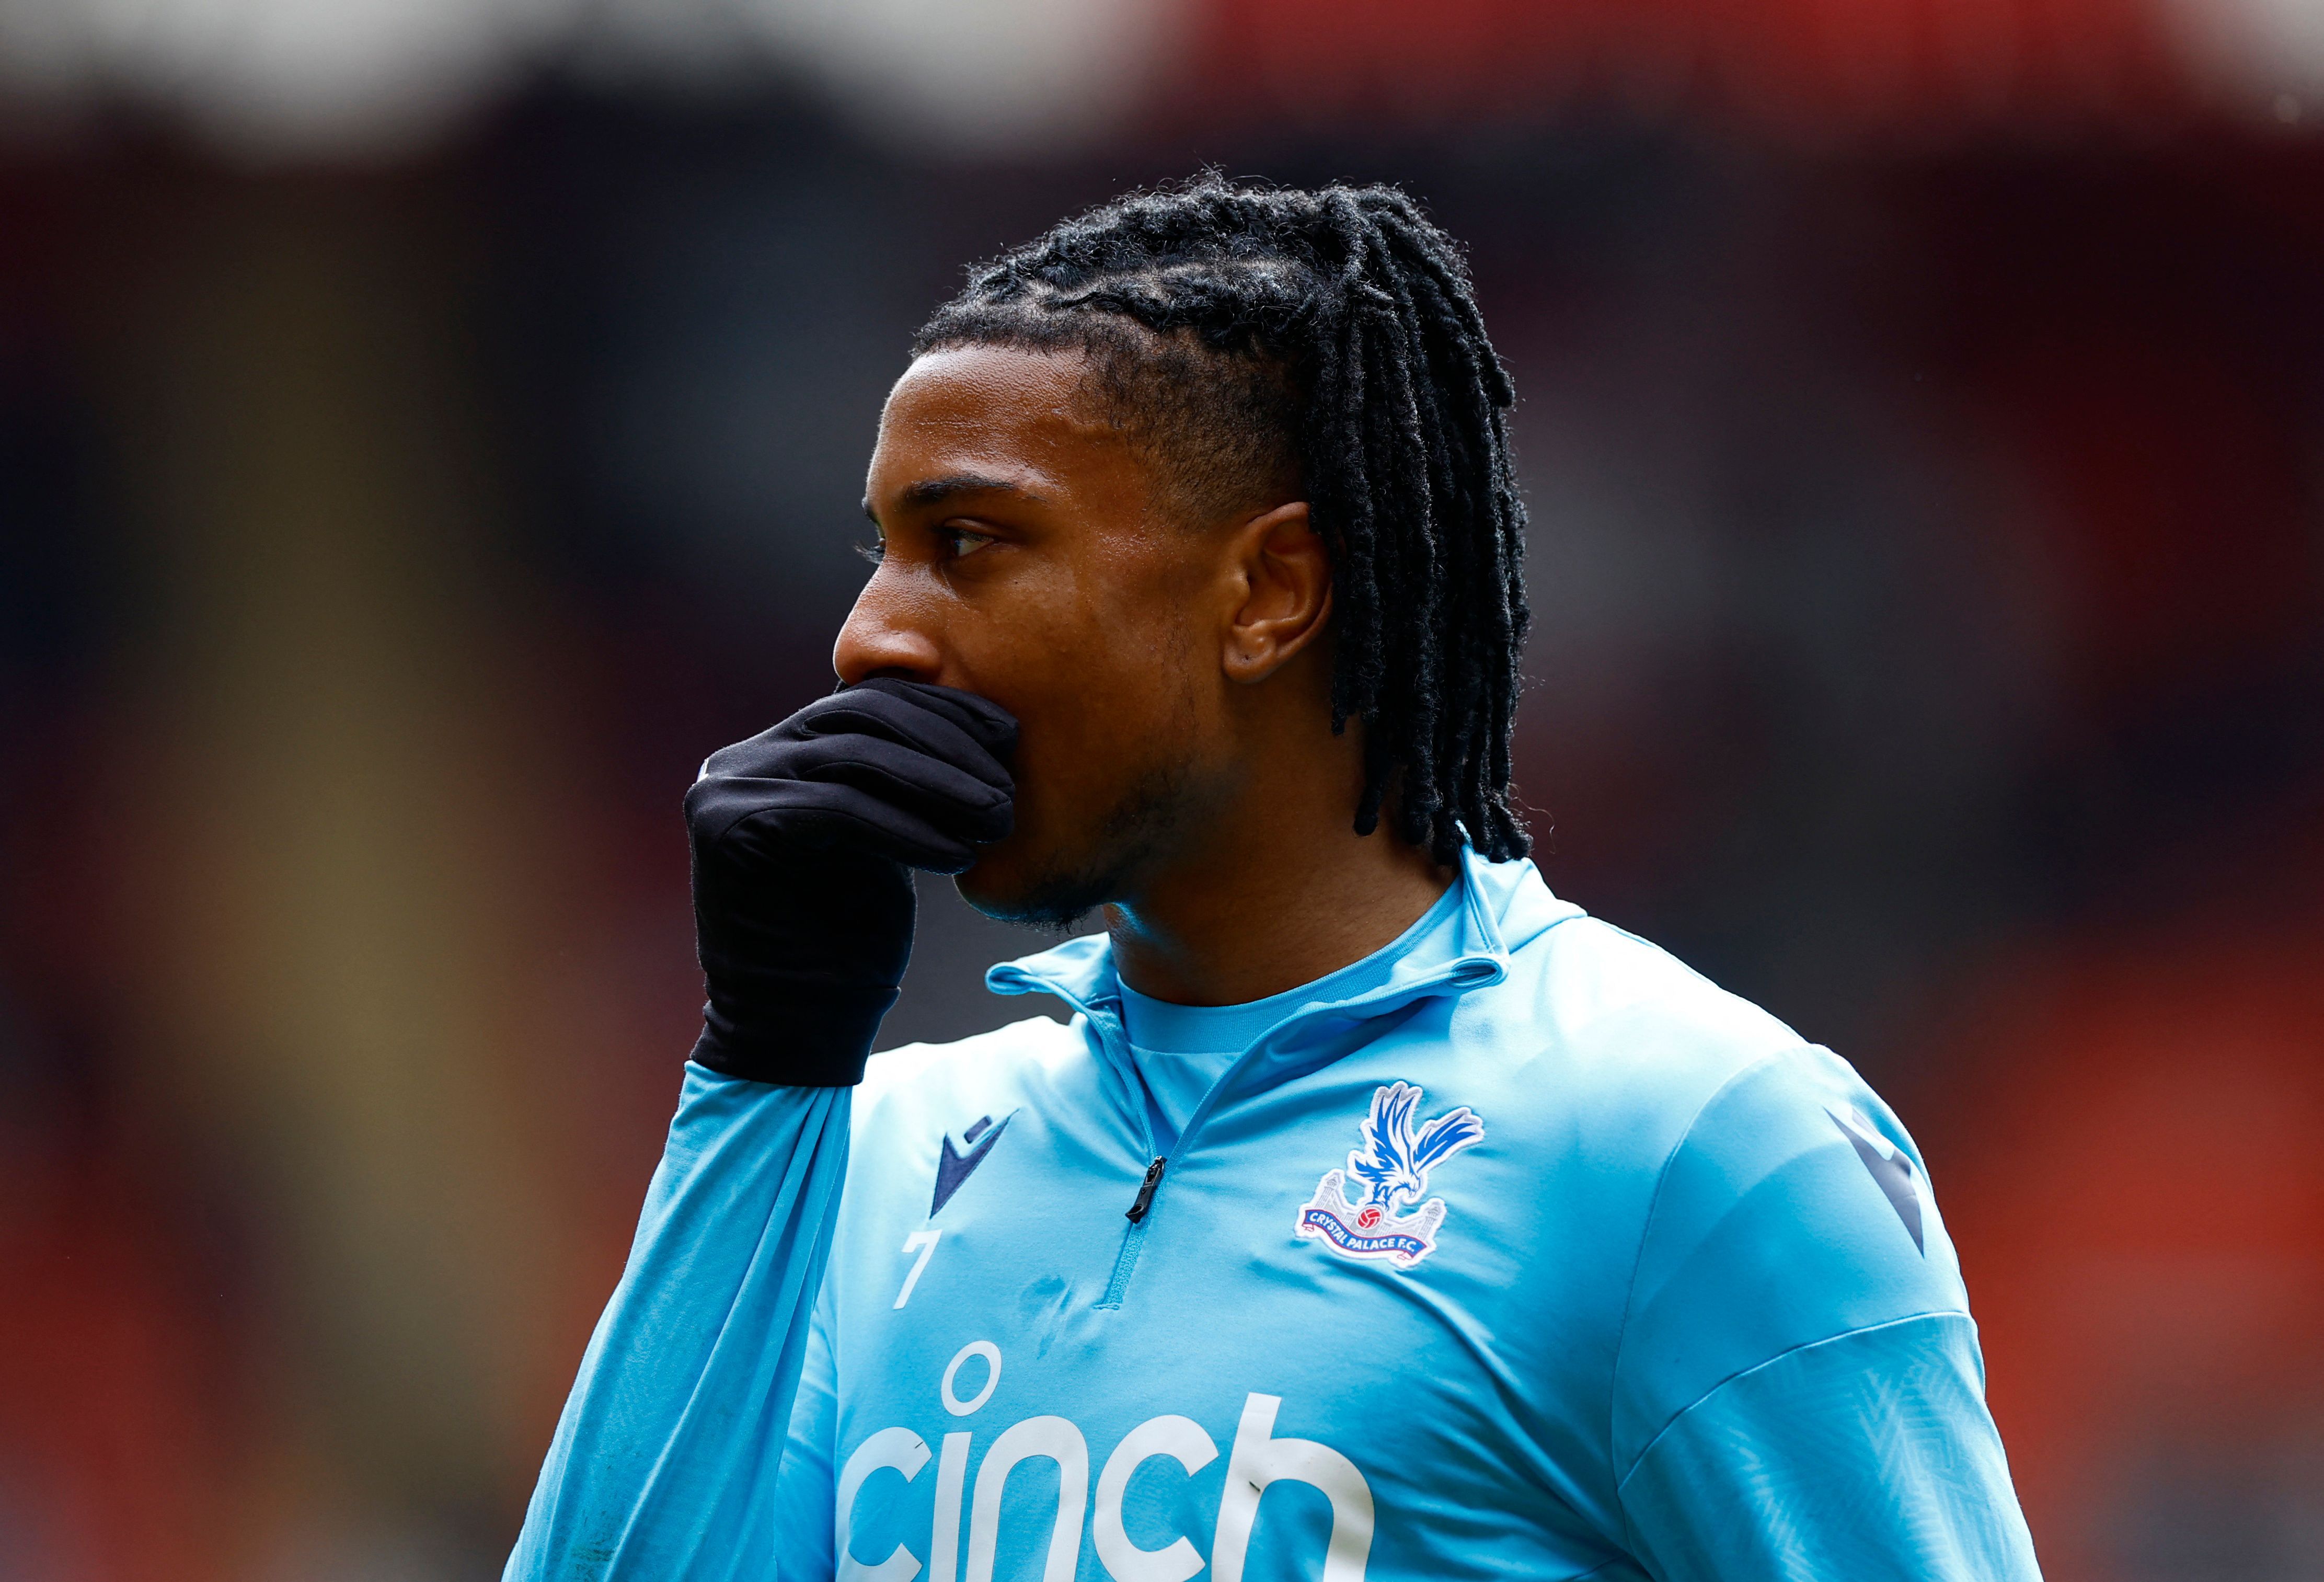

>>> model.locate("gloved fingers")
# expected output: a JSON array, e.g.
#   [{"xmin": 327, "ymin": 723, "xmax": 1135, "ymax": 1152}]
[
  {"xmin": 726, "ymin": 781, "xmax": 982, "ymax": 873},
  {"xmin": 689, "ymin": 736, "xmax": 1010, "ymax": 850},
  {"xmin": 776, "ymin": 734, "xmax": 1013, "ymax": 843},
  {"xmin": 804, "ymin": 684, "xmax": 1016, "ymax": 790},
  {"xmin": 696, "ymin": 721, "xmax": 804, "ymax": 786},
  {"xmin": 796, "ymin": 702, "xmax": 1010, "ymax": 797},
  {"xmin": 706, "ymin": 698, "xmax": 1004, "ymax": 797},
  {"xmin": 701, "ymin": 682, "xmax": 1017, "ymax": 793},
  {"xmin": 688, "ymin": 681, "xmax": 1018, "ymax": 874},
  {"xmin": 841, "ymin": 678, "xmax": 1018, "ymax": 764}
]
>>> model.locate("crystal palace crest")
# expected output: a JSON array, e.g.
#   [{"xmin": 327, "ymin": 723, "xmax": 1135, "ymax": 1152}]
[{"xmin": 1296, "ymin": 1081, "xmax": 1486, "ymax": 1269}]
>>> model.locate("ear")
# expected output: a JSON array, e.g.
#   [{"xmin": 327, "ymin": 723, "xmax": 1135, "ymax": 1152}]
[{"xmin": 1221, "ymin": 501, "xmax": 1332, "ymax": 684}]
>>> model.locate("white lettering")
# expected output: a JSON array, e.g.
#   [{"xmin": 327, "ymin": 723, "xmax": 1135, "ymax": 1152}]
[
  {"xmin": 1211, "ymin": 1394, "xmax": 1373, "ymax": 1582},
  {"xmin": 928, "ymin": 1431, "xmax": 971, "ymax": 1582},
  {"xmin": 836, "ymin": 1426, "xmax": 931, "ymax": 1582},
  {"xmin": 895, "ymin": 1229, "xmax": 944, "ymax": 1309},
  {"xmin": 965, "ymin": 1415, "xmax": 1088, "ymax": 1582},
  {"xmin": 941, "ymin": 1341, "xmax": 1002, "ymax": 1417},
  {"xmin": 1094, "ymin": 1414, "xmax": 1218, "ymax": 1582}
]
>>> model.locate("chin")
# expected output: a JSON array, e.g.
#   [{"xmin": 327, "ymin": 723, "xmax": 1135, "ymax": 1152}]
[
  {"xmin": 957, "ymin": 761, "xmax": 1195, "ymax": 932},
  {"xmin": 953, "ymin": 837, "xmax": 1117, "ymax": 935}
]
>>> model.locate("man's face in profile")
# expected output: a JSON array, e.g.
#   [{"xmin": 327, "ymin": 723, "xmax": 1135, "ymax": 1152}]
[{"xmin": 837, "ymin": 343, "xmax": 1242, "ymax": 927}]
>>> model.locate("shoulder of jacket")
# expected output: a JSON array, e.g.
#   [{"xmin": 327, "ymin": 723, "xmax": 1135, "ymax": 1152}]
[
  {"xmin": 854, "ymin": 1013, "xmax": 1087, "ymax": 1125},
  {"xmin": 1475, "ymin": 913, "xmax": 1819, "ymax": 1131}
]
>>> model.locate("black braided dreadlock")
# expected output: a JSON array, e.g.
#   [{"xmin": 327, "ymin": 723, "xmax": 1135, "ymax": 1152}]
[{"xmin": 914, "ymin": 175, "xmax": 1532, "ymax": 865}]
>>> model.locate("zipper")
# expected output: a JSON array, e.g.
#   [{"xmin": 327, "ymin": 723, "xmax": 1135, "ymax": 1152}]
[
  {"xmin": 1125, "ymin": 1156, "xmax": 1167, "ymax": 1222},
  {"xmin": 1095, "ymin": 1003, "xmax": 1159, "ymax": 1310},
  {"xmin": 1096, "ymin": 1034, "xmax": 1273, "ymax": 1310},
  {"xmin": 1098, "ymin": 1155, "xmax": 1161, "ymax": 1309},
  {"xmin": 1091, "ymin": 974, "xmax": 1468, "ymax": 1310},
  {"xmin": 988, "ymin": 877, "xmax": 1521, "ymax": 1315}
]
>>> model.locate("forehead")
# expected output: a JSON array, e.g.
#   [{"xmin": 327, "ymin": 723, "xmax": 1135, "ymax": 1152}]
[{"xmin": 869, "ymin": 344, "xmax": 1134, "ymax": 498}]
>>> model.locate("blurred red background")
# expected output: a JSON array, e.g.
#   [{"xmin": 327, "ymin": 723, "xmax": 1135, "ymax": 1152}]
[{"xmin": 2, "ymin": 1, "xmax": 2320, "ymax": 1575}]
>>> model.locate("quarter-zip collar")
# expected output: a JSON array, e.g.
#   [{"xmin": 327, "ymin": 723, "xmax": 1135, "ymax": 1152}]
[{"xmin": 984, "ymin": 844, "xmax": 1578, "ymax": 1119}]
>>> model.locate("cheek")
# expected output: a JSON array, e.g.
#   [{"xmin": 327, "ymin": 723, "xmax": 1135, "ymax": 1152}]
[
  {"xmin": 984, "ymin": 600, "xmax": 1205, "ymax": 820},
  {"xmin": 945, "ymin": 534, "xmax": 1218, "ymax": 841},
  {"xmin": 1015, "ymin": 628, "xmax": 1193, "ymax": 797}
]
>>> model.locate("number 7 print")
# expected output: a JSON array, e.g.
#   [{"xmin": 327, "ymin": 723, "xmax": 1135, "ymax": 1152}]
[{"xmin": 893, "ymin": 1228, "xmax": 943, "ymax": 1309}]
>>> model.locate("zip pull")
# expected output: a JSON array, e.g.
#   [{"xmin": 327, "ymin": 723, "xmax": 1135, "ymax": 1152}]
[{"xmin": 1125, "ymin": 1156, "xmax": 1167, "ymax": 1223}]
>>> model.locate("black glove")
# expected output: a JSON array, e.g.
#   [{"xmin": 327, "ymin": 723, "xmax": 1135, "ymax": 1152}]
[{"xmin": 683, "ymin": 678, "xmax": 1017, "ymax": 1085}]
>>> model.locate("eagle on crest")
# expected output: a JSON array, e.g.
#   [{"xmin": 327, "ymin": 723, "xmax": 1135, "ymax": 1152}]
[
  {"xmin": 1349, "ymin": 1081, "xmax": 1487, "ymax": 1213},
  {"xmin": 1297, "ymin": 1080, "xmax": 1487, "ymax": 1269}
]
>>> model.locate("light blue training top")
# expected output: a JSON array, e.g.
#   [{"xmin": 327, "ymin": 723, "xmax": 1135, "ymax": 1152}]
[
  {"xmin": 1117, "ymin": 880, "xmax": 1467, "ymax": 1148},
  {"xmin": 506, "ymin": 848, "xmax": 2042, "ymax": 1581}
]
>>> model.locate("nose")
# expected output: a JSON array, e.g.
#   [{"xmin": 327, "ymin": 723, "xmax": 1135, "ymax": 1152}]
[{"xmin": 832, "ymin": 568, "xmax": 946, "ymax": 686}]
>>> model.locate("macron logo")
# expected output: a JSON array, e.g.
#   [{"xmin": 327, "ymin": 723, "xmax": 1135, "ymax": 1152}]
[{"xmin": 931, "ymin": 1113, "xmax": 1011, "ymax": 1218}]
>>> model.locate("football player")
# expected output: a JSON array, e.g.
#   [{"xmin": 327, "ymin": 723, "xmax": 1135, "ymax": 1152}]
[{"xmin": 507, "ymin": 177, "xmax": 2041, "ymax": 1581}]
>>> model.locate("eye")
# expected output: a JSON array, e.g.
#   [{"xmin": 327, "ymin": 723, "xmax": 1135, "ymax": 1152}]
[
  {"xmin": 855, "ymin": 537, "xmax": 886, "ymax": 566},
  {"xmin": 940, "ymin": 526, "xmax": 995, "ymax": 559}
]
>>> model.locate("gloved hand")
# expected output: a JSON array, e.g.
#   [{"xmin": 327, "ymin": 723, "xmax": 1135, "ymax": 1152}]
[{"xmin": 683, "ymin": 678, "xmax": 1017, "ymax": 1085}]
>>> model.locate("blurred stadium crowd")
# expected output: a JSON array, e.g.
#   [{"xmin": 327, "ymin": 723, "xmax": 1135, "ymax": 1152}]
[{"xmin": 2, "ymin": 0, "xmax": 2322, "ymax": 1577}]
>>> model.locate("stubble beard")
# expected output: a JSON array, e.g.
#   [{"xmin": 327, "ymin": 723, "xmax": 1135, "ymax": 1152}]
[{"xmin": 962, "ymin": 759, "xmax": 1203, "ymax": 934}]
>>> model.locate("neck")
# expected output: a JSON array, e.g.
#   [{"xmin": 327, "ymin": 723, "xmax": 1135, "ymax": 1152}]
[{"xmin": 1103, "ymin": 792, "xmax": 1454, "ymax": 1007}]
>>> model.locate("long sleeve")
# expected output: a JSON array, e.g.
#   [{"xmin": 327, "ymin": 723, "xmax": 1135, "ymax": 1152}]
[
  {"xmin": 1617, "ymin": 1313, "xmax": 2037, "ymax": 1579},
  {"xmin": 503, "ymin": 1064, "xmax": 853, "ymax": 1582},
  {"xmin": 769, "ymin": 1294, "xmax": 841, "ymax": 1581},
  {"xmin": 1610, "ymin": 1047, "xmax": 2042, "ymax": 1579}
]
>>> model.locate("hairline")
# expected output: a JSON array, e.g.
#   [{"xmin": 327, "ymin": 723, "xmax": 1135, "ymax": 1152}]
[{"xmin": 909, "ymin": 327, "xmax": 1301, "ymax": 534}]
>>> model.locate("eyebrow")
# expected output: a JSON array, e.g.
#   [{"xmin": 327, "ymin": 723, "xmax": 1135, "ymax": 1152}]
[{"xmin": 865, "ymin": 473, "xmax": 1049, "ymax": 523}]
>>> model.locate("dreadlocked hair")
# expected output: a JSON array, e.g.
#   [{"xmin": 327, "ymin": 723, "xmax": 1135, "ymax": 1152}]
[{"xmin": 913, "ymin": 174, "xmax": 1532, "ymax": 866}]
